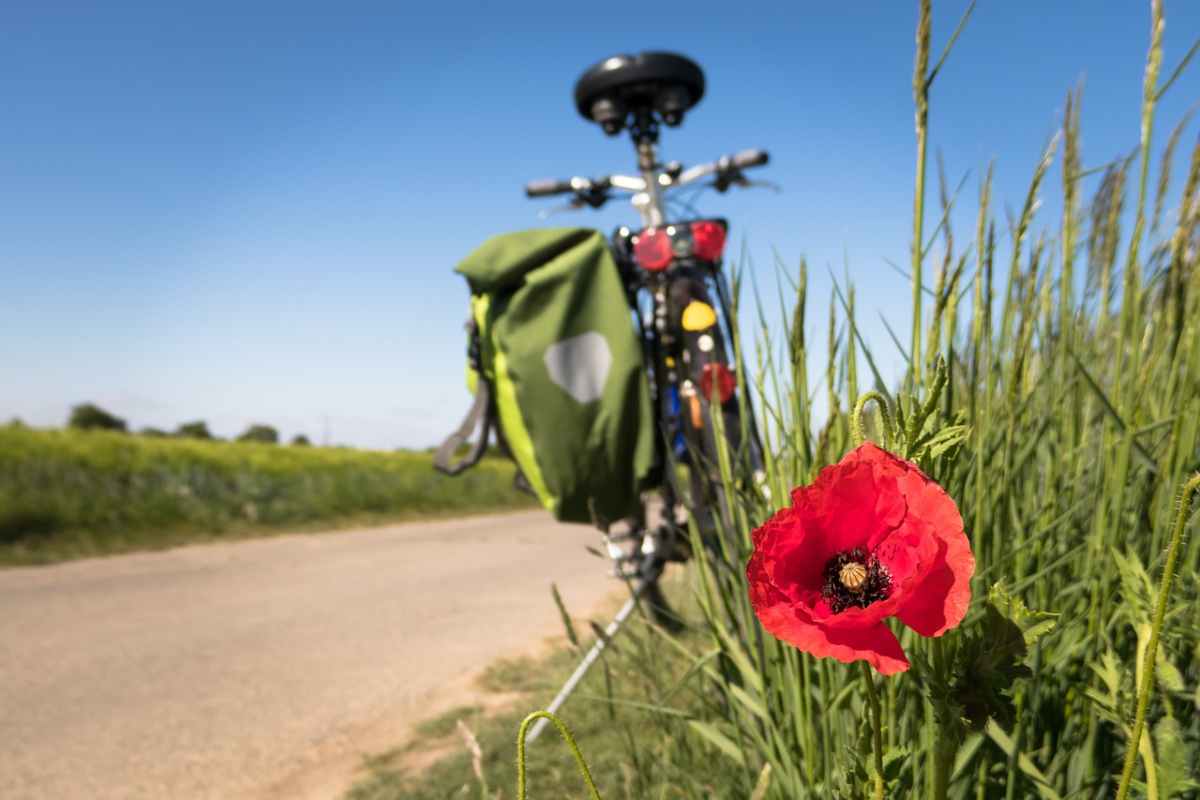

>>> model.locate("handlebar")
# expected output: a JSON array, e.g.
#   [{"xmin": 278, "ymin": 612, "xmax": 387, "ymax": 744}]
[
  {"xmin": 525, "ymin": 149, "xmax": 768, "ymax": 196},
  {"xmin": 525, "ymin": 178, "xmax": 574, "ymax": 198},
  {"xmin": 526, "ymin": 148, "xmax": 770, "ymax": 202},
  {"xmin": 525, "ymin": 175, "xmax": 615, "ymax": 200},
  {"xmin": 730, "ymin": 148, "xmax": 769, "ymax": 169}
]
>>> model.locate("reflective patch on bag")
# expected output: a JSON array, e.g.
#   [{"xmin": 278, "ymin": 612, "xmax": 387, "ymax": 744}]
[{"xmin": 544, "ymin": 332, "xmax": 612, "ymax": 403}]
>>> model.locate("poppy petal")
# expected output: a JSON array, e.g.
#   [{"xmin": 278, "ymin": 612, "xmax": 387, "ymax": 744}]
[
  {"xmin": 761, "ymin": 508, "xmax": 834, "ymax": 599},
  {"xmin": 801, "ymin": 620, "xmax": 910, "ymax": 675},
  {"xmin": 791, "ymin": 457, "xmax": 907, "ymax": 552},
  {"xmin": 892, "ymin": 464, "xmax": 974, "ymax": 636},
  {"xmin": 870, "ymin": 521, "xmax": 940, "ymax": 608},
  {"xmin": 746, "ymin": 580, "xmax": 910, "ymax": 675},
  {"xmin": 747, "ymin": 550, "xmax": 817, "ymax": 639},
  {"xmin": 896, "ymin": 532, "xmax": 974, "ymax": 636}
]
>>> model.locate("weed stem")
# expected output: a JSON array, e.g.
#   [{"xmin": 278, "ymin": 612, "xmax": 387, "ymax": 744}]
[
  {"xmin": 851, "ymin": 391, "xmax": 894, "ymax": 450},
  {"xmin": 516, "ymin": 711, "xmax": 602, "ymax": 800},
  {"xmin": 1114, "ymin": 473, "xmax": 1200, "ymax": 800}
]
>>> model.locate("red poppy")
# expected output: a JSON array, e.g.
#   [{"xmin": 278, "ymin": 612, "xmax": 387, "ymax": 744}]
[{"xmin": 746, "ymin": 442, "xmax": 974, "ymax": 674}]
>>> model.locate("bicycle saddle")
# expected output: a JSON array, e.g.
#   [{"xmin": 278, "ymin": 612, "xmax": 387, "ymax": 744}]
[{"xmin": 574, "ymin": 51, "xmax": 705, "ymax": 134}]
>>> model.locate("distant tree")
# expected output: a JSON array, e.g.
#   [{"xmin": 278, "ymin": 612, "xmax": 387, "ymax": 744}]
[
  {"xmin": 237, "ymin": 424, "xmax": 279, "ymax": 444},
  {"xmin": 290, "ymin": 434, "xmax": 312, "ymax": 446},
  {"xmin": 5, "ymin": 417, "xmax": 26, "ymax": 429},
  {"xmin": 139, "ymin": 427, "xmax": 169, "ymax": 437},
  {"xmin": 68, "ymin": 403, "xmax": 127, "ymax": 432},
  {"xmin": 175, "ymin": 421, "xmax": 214, "ymax": 440}
]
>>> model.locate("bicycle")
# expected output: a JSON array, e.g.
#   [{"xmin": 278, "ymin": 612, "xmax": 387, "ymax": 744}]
[{"xmin": 523, "ymin": 52, "xmax": 772, "ymax": 624}]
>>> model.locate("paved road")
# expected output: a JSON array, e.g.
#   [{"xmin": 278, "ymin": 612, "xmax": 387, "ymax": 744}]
[{"xmin": 0, "ymin": 512, "xmax": 618, "ymax": 799}]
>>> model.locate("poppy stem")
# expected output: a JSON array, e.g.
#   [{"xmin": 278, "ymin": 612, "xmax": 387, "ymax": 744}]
[
  {"xmin": 859, "ymin": 661, "xmax": 886, "ymax": 800},
  {"xmin": 1114, "ymin": 472, "xmax": 1200, "ymax": 800},
  {"xmin": 929, "ymin": 636, "xmax": 955, "ymax": 800}
]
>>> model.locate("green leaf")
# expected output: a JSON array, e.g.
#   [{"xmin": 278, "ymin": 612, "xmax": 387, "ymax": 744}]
[
  {"xmin": 835, "ymin": 714, "xmax": 875, "ymax": 800},
  {"xmin": 951, "ymin": 733, "xmax": 986, "ymax": 781},
  {"xmin": 987, "ymin": 582, "xmax": 1059, "ymax": 645},
  {"xmin": 727, "ymin": 683, "xmax": 768, "ymax": 722},
  {"xmin": 949, "ymin": 584, "xmax": 1055, "ymax": 732},
  {"xmin": 1069, "ymin": 351, "xmax": 1159, "ymax": 473},
  {"xmin": 748, "ymin": 762, "xmax": 772, "ymax": 800},
  {"xmin": 1138, "ymin": 723, "xmax": 1160, "ymax": 800},
  {"xmin": 1084, "ymin": 650, "xmax": 1131, "ymax": 728},
  {"xmin": 587, "ymin": 620, "xmax": 618, "ymax": 653},
  {"xmin": 658, "ymin": 647, "xmax": 722, "ymax": 706},
  {"xmin": 687, "ymin": 720, "xmax": 746, "ymax": 767},
  {"xmin": 1134, "ymin": 622, "xmax": 1154, "ymax": 691},
  {"xmin": 925, "ymin": 423, "xmax": 971, "ymax": 459},
  {"xmin": 1111, "ymin": 548, "xmax": 1155, "ymax": 623},
  {"xmin": 550, "ymin": 582, "xmax": 580, "ymax": 651},
  {"xmin": 952, "ymin": 613, "xmax": 1027, "ymax": 730},
  {"xmin": 984, "ymin": 720, "xmax": 1064, "ymax": 800},
  {"xmin": 1154, "ymin": 717, "xmax": 1199, "ymax": 798},
  {"xmin": 712, "ymin": 625, "xmax": 765, "ymax": 695},
  {"xmin": 881, "ymin": 747, "xmax": 914, "ymax": 793},
  {"xmin": 1091, "ymin": 650, "xmax": 1124, "ymax": 703},
  {"xmin": 909, "ymin": 421, "xmax": 970, "ymax": 464}
]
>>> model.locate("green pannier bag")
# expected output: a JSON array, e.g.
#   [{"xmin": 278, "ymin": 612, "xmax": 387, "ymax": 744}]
[{"xmin": 434, "ymin": 227, "xmax": 656, "ymax": 525}]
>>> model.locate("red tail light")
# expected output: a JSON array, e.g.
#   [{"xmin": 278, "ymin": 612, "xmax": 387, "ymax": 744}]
[
  {"xmin": 633, "ymin": 228, "xmax": 672, "ymax": 271},
  {"xmin": 690, "ymin": 220, "xmax": 726, "ymax": 262},
  {"xmin": 699, "ymin": 362, "xmax": 736, "ymax": 404}
]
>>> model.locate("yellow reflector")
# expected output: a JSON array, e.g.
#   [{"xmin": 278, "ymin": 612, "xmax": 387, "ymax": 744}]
[{"xmin": 681, "ymin": 300, "xmax": 717, "ymax": 331}]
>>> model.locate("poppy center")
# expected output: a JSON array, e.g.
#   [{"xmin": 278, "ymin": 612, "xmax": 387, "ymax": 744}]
[
  {"xmin": 838, "ymin": 561, "xmax": 868, "ymax": 591},
  {"xmin": 822, "ymin": 547, "xmax": 891, "ymax": 613}
]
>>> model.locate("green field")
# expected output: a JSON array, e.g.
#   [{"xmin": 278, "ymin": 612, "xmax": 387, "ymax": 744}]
[{"xmin": 0, "ymin": 425, "xmax": 536, "ymax": 565}]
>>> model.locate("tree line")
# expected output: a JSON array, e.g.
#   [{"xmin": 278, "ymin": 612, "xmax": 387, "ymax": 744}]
[{"xmin": 65, "ymin": 403, "xmax": 312, "ymax": 446}]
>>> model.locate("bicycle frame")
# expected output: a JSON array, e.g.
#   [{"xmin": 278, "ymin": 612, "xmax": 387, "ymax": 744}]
[{"xmin": 523, "ymin": 93, "xmax": 770, "ymax": 581}]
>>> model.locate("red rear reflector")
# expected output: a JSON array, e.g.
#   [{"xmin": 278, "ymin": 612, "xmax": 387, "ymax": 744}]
[
  {"xmin": 699, "ymin": 362, "xmax": 736, "ymax": 404},
  {"xmin": 691, "ymin": 220, "xmax": 726, "ymax": 261},
  {"xmin": 634, "ymin": 228, "xmax": 672, "ymax": 271}
]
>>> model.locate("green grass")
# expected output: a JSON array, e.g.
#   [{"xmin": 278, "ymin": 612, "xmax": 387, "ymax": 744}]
[
  {"xmin": 382, "ymin": 2, "xmax": 1200, "ymax": 798},
  {"xmin": 0, "ymin": 425, "xmax": 536, "ymax": 565},
  {"xmin": 412, "ymin": 706, "xmax": 487, "ymax": 740},
  {"xmin": 654, "ymin": 2, "xmax": 1200, "ymax": 797},
  {"xmin": 345, "ymin": 569, "xmax": 751, "ymax": 800}
]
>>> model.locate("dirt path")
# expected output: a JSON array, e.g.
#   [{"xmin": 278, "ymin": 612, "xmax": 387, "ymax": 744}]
[{"xmin": 0, "ymin": 512, "xmax": 619, "ymax": 799}]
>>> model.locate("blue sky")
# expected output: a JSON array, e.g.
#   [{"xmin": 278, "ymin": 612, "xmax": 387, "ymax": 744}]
[{"xmin": 2, "ymin": 1, "xmax": 1197, "ymax": 449}]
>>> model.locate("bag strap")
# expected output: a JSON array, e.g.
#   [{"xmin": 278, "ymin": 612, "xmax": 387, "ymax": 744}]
[
  {"xmin": 434, "ymin": 317, "xmax": 493, "ymax": 476},
  {"xmin": 434, "ymin": 378, "xmax": 493, "ymax": 475},
  {"xmin": 512, "ymin": 467, "xmax": 535, "ymax": 496}
]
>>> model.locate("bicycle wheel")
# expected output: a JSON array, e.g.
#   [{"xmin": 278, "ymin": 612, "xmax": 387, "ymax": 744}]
[{"xmin": 665, "ymin": 266, "xmax": 762, "ymax": 565}]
